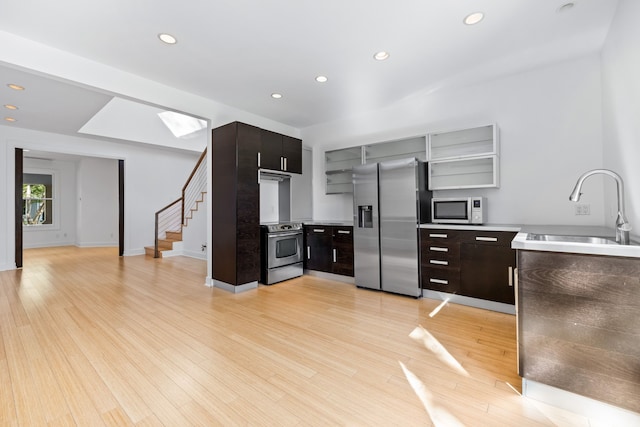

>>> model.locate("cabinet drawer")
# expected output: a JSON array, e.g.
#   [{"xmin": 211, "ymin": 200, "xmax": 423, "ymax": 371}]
[
  {"xmin": 306, "ymin": 226, "xmax": 330, "ymax": 236},
  {"xmin": 458, "ymin": 231, "xmax": 517, "ymax": 246},
  {"xmin": 421, "ymin": 241, "xmax": 460, "ymax": 259},
  {"xmin": 332, "ymin": 226, "xmax": 353, "ymax": 243},
  {"xmin": 421, "ymin": 268, "xmax": 460, "ymax": 291},
  {"xmin": 421, "ymin": 229, "xmax": 461, "ymax": 243}
]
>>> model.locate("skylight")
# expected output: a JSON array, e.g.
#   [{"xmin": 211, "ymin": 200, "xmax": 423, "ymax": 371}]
[{"xmin": 157, "ymin": 111, "xmax": 207, "ymax": 138}]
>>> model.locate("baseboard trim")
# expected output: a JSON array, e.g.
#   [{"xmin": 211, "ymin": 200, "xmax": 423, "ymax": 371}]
[
  {"xmin": 213, "ymin": 279, "xmax": 258, "ymax": 293},
  {"xmin": 304, "ymin": 269, "xmax": 355, "ymax": 284},
  {"xmin": 522, "ymin": 379, "xmax": 640, "ymax": 425},
  {"xmin": 23, "ymin": 242, "xmax": 74, "ymax": 249},
  {"xmin": 422, "ymin": 290, "xmax": 515, "ymax": 315},
  {"xmin": 182, "ymin": 250, "xmax": 206, "ymax": 260},
  {"xmin": 75, "ymin": 243, "xmax": 118, "ymax": 248},
  {"xmin": 123, "ymin": 248, "xmax": 145, "ymax": 256}
]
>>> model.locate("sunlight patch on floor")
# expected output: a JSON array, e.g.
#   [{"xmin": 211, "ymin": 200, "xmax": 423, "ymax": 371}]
[
  {"xmin": 428, "ymin": 298, "xmax": 449, "ymax": 318},
  {"xmin": 409, "ymin": 325, "xmax": 469, "ymax": 377},
  {"xmin": 399, "ymin": 361, "xmax": 465, "ymax": 427}
]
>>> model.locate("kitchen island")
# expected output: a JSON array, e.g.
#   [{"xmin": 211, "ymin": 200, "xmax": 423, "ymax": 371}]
[{"xmin": 512, "ymin": 226, "xmax": 640, "ymax": 423}]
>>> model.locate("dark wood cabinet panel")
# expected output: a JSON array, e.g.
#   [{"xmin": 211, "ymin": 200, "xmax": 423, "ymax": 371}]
[
  {"xmin": 420, "ymin": 228, "xmax": 516, "ymax": 304},
  {"xmin": 259, "ymin": 129, "xmax": 302, "ymax": 174},
  {"xmin": 304, "ymin": 225, "xmax": 354, "ymax": 276},
  {"xmin": 332, "ymin": 226, "xmax": 353, "ymax": 276},
  {"xmin": 460, "ymin": 243, "xmax": 515, "ymax": 304},
  {"xmin": 518, "ymin": 250, "xmax": 640, "ymax": 413},
  {"xmin": 305, "ymin": 226, "xmax": 332, "ymax": 272},
  {"xmin": 259, "ymin": 129, "xmax": 282, "ymax": 171},
  {"xmin": 236, "ymin": 123, "xmax": 261, "ymax": 285},
  {"xmin": 212, "ymin": 122, "xmax": 260, "ymax": 287},
  {"xmin": 458, "ymin": 230, "xmax": 516, "ymax": 246},
  {"xmin": 282, "ymin": 135, "xmax": 302, "ymax": 174},
  {"xmin": 420, "ymin": 228, "xmax": 461, "ymax": 291},
  {"xmin": 421, "ymin": 267, "xmax": 460, "ymax": 293}
]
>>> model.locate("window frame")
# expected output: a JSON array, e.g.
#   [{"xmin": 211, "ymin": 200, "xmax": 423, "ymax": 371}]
[{"xmin": 22, "ymin": 169, "xmax": 60, "ymax": 231}]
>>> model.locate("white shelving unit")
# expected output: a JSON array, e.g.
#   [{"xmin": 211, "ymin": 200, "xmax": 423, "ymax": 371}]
[
  {"xmin": 325, "ymin": 147, "xmax": 362, "ymax": 194},
  {"xmin": 427, "ymin": 124, "xmax": 499, "ymax": 190},
  {"xmin": 324, "ymin": 136, "xmax": 427, "ymax": 194},
  {"xmin": 364, "ymin": 136, "xmax": 426, "ymax": 164}
]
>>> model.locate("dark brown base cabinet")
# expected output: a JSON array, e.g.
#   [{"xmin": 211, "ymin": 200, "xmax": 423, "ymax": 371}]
[
  {"xmin": 518, "ymin": 250, "xmax": 640, "ymax": 414},
  {"xmin": 420, "ymin": 228, "xmax": 516, "ymax": 304},
  {"xmin": 304, "ymin": 225, "xmax": 354, "ymax": 277}
]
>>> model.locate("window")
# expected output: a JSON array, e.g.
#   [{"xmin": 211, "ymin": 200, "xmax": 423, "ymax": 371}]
[{"xmin": 23, "ymin": 173, "xmax": 54, "ymax": 226}]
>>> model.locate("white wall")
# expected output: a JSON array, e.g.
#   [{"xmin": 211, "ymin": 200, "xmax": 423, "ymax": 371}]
[
  {"xmin": 303, "ymin": 54, "xmax": 606, "ymax": 227},
  {"xmin": 182, "ymin": 193, "xmax": 207, "ymax": 260},
  {"xmin": 22, "ymin": 157, "xmax": 78, "ymax": 248},
  {"xmin": 291, "ymin": 147, "xmax": 313, "ymax": 222},
  {"xmin": 601, "ymin": 0, "xmax": 640, "ymax": 236},
  {"xmin": 259, "ymin": 180, "xmax": 280, "ymax": 223},
  {"xmin": 1, "ymin": 125, "xmax": 200, "ymax": 270},
  {"xmin": 76, "ymin": 157, "xmax": 118, "ymax": 247}
]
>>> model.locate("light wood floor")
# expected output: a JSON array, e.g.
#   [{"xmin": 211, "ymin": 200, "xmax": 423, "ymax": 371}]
[{"xmin": 0, "ymin": 247, "xmax": 591, "ymax": 426}]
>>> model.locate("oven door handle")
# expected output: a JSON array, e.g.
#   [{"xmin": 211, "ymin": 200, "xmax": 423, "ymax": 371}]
[{"xmin": 267, "ymin": 232, "xmax": 302, "ymax": 238}]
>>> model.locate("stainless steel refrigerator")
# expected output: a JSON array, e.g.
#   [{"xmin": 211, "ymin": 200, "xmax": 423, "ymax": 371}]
[{"xmin": 353, "ymin": 158, "xmax": 431, "ymax": 297}]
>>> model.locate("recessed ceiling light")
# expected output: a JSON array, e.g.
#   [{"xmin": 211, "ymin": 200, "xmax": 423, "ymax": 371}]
[
  {"xmin": 271, "ymin": 93, "xmax": 283, "ymax": 99},
  {"xmin": 5, "ymin": 117, "xmax": 17, "ymax": 122},
  {"xmin": 373, "ymin": 51, "xmax": 390, "ymax": 61},
  {"xmin": 315, "ymin": 75, "xmax": 328, "ymax": 83},
  {"xmin": 558, "ymin": 2, "xmax": 575, "ymax": 13},
  {"xmin": 4, "ymin": 104, "xmax": 18, "ymax": 110},
  {"xmin": 464, "ymin": 12, "xmax": 484, "ymax": 25},
  {"xmin": 158, "ymin": 33, "xmax": 177, "ymax": 44},
  {"xmin": 7, "ymin": 84, "xmax": 25, "ymax": 91}
]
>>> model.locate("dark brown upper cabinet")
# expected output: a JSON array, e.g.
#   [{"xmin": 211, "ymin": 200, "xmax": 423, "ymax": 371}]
[{"xmin": 259, "ymin": 129, "xmax": 302, "ymax": 174}]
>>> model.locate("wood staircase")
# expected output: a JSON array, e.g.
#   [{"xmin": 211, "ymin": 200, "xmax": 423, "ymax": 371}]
[
  {"xmin": 144, "ymin": 230, "xmax": 183, "ymax": 258},
  {"xmin": 147, "ymin": 147, "xmax": 207, "ymax": 259}
]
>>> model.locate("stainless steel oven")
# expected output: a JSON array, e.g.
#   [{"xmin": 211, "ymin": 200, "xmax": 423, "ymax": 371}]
[{"xmin": 260, "ymin": 223, "xmax": 303, "ymax": 284}]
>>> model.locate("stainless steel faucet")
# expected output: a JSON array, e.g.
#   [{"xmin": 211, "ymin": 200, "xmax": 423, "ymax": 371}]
[{"xmin": 569, "ymin": 169, "xmax": 631, "ymax": 245}]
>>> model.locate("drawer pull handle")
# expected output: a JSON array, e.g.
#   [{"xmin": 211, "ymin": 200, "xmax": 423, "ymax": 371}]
[
  {"xmin": 313, "ymin": 229, "xmax": 325, "ymax": 233},
  {"xmin": 476, "ymin": 237, "xmax": 498, "ymax": 242},
  {"xmin": 337, "ymin": 230, "xmax": 351, "ymax": 234},
  {"xmin": 430, "ymin": 260, "xmax": 448, "ymax": 266},
  {"xmin": 429, "ymin": 247, "xmax": 448, "ymax": 252},
  {"xmin": 430, "ymin": 278, "xmax": 448, "ymax": 285},
  {"xmin": 429, "ymin": 233, "xmax": 447, "ymax": 238}
]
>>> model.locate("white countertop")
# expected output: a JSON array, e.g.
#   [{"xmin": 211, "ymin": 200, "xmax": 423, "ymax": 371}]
[{"xmin": 512, "ymin": 225, "xmax": 640, "ymax": 258}]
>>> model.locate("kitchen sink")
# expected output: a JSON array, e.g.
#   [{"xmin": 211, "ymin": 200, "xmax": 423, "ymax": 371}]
[{"xmin": 526, "ymin": 233, "xmax": 619, "ymax": 245}]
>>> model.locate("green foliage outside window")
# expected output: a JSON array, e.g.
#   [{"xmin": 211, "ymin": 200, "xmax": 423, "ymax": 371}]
[{"xmin": 23, "ymin": 183, "xmax": 51, "ymax": 225}]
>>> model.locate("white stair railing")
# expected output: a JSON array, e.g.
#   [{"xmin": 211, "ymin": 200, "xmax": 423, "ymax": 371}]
[
  {"xmin": 182, "ymin": 149, "xmax": 207, "ymax": 225},
  {"xmin": 153, "ymin": 149, "xmax": 207, "ymax": 258}
]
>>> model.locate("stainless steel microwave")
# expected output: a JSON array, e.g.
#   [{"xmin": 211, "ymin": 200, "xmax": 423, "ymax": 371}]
[{"xmin": 431, "ymin": 197, "xmax": 486, "ymax": 224}]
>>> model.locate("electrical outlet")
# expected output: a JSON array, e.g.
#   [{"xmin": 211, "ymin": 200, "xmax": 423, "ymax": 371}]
[{"xmin": 574, "ymin": 204, "xmax": 591, "ymax": 215}]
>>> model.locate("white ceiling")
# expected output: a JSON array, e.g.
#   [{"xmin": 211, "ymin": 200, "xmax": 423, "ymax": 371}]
[{"xmin": 0, "ymin": 0, "xmax": 619, "ymax": 133}]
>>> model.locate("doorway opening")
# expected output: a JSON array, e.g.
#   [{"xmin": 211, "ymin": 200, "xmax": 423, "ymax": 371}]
[{"xmin": 15, "ymin": 148, "xmax": 124, "ymax": 268}]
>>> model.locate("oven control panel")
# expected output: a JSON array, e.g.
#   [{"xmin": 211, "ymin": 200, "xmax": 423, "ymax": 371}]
[{"xmin": 263, "ymin": 222, "xmax": 303, "ymax": 233}]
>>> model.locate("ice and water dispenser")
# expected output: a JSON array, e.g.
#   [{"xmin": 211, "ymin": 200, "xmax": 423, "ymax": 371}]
[{"xmin": 358, "ymin": 205, "xmax": 373, "ymax": 228}]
